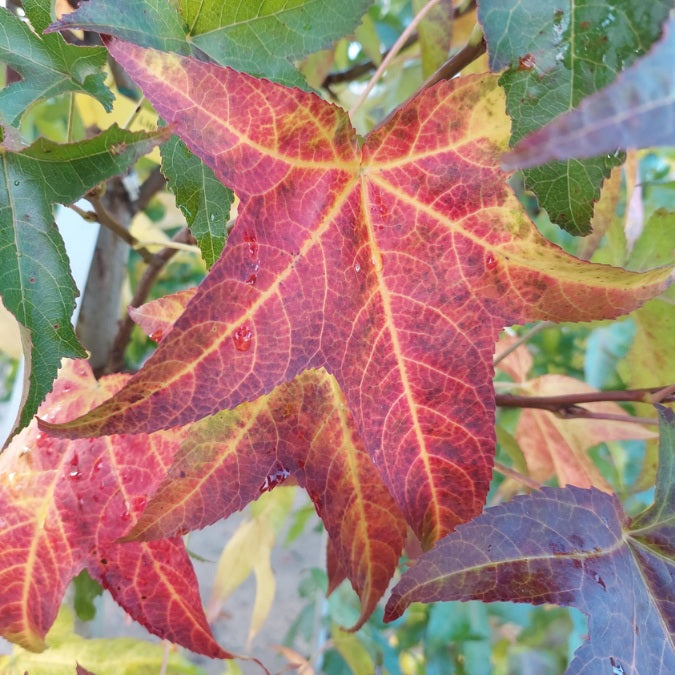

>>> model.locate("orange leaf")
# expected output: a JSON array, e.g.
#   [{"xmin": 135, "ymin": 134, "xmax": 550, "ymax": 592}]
[{"xmin": 44, "ymin": 41, "xmax": 671, "ymax": 548}]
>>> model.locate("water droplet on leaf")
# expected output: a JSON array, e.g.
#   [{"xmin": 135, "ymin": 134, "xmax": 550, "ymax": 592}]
[
  {"xmin": 486, "ymin": 253, "xmax": 498, "ymax": 270},
  {"xmin": 245, "ymin": 273, "xmax": 257, "ymax": 286},
  {"xmin": 244, "ymin": 234, "xmax": 258, "ymax": 258},
  {"xmin": 14, "ymin": 180, "xmax": 20, "ymax": 186},
  {"xmin": 233, "ymin": 324, "xmax": 253, "ymax": 351},
  {"xmin": 354, "ymin": 263, "xmax": 361, "ymax": 272},
  {"xmin": 68, "ymin": 469, "xmax": 81, "ymax": 480},
  {"xmin": 149, "ymin": 329, "xmax": 163, "ymax": 342}
]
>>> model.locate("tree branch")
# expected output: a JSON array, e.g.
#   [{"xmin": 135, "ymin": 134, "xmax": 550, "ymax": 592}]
[
  {"xmin": 496, "ymin": 386, "xmax": 675, "ymax": 421},
  {"xmin": 321, "ymin": 0, "xmax": 477, "ymax": 89},
  {"xmin": 421, "ymin": 32, "xmax": 487, "ymax": 89},
  {"xmin": 105, "ymin": 227, "xmax": 195, "ymax": 374}
]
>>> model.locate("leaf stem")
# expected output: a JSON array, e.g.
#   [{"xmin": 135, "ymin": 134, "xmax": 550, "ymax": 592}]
[
  {"xmin": 493, "ymin": 460, "xmax": 542, "ymax": 490},
  {"xmin": 123, "ymin": 96, "xmax": 145, "ymax": 129},
  {"xmin": 493, "ymin": 321, "xmax": 552, "ymax": 366},
  {"xmin": 349, "ymin": 0, "xmax": 443, "ymax": 120},
  {"xmin": 66, "ymin": 93, "xmax": 76, "ymax": 143}
]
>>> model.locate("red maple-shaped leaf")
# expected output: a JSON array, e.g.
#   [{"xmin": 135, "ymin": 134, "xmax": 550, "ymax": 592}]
[
  {"xmin": 385, "ymin": 407, "xmax": 675, "ymax": 673},
  {"xmin": 44, "ymin": 40, "xmax": 671, "ymax": 548},
  {"xmin": 0, "ymin": 360, "xmax": 228, "ymax": 658},
  {"xmin": 126, "ymin": 288, "xmax": 407, "ymax": 631}
]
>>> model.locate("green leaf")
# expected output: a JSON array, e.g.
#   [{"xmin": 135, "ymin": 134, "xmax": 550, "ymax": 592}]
[
  {"xmin": 160, "ymin": 135, "xmax": 233, "ymax": 268},
  {"xmin": 0, "ymin": 124, "xmax": 168, "ymax": 435},
  {"xmin": 504, "ymin": 18, "xmax": 675, "ymax": 168},
  {"xmin": 181, "ymin": 0, "xmax": 374, "ymax": 86},
  {"xmin": 0, "ymin": 605, "xmax": 205, "ymax": 675},
  {"xmin": 50, "ymin": 0, "xmax": 374, "ymax": 87},
  {"xmin": 72, "ymin": 570, "xmax": 103, "ymax": 623},
  {"xmin": 0, "ymin": 3, "xmax": 113, "ymax": 126},
  {"xmin": 478, "ymin": 0, "xmax": 671, "ymax": 234},
  {"xmin": 46, "ymin": 0, "xmax": 192, "ymax": 56},
  {"xmin": 413, "ymin": 0, "xmax": 453, "ymax": 78}
]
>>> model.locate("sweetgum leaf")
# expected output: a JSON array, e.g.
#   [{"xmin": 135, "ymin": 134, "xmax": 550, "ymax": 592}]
[
  {"xmin": 0, "ymin": 360, "xmax": 228, "ymax": 658},
  {"xmin": 43, "ymin": 41, "xmax": 671, "ymax": 548},
  {"xmin": 504, "ymin": 17, "xmax": 675, "ymax": 169},
  {"xmin": 50, "ymin": 0, "xmax": 371, "ymax": 269},
  {"xmin": 478, "ymin": 0, "xmax": 671, "ymax": 234},
  {"xmin": 385, "ymin": 407, "xmax": 675, "ymax": 674},
  {"xmin": 130, "ymin": 283, "xmax": 406, "ymax": 629},
  {"xmin": 160, "ymin": 135, "xmax": 233, "ymax": 268},
  {"xmin": 49, "ymin": 0, "xmax": 373, "ymax": 87},
  {"xmin": 0, "ymin": 125, "xmax": 169, "ymax": 436},
  {"xmin": 0, "ymin": 2, "xmax": 113, "ymax": 126}
]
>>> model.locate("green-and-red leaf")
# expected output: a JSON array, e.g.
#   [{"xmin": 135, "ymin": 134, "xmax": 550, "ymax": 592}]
[{"xmin": 43, "ymin": 41, "xmax": 671, "ymax": 548}]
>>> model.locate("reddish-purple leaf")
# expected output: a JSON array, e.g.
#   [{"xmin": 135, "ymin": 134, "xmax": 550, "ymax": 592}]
[
  {"xmin": 125, "ymin": 361, "xmax": 406, "ymax": 632},
  {"xmin": 0, "ymin": 360, "xmax": 228, "ymax": 658},
  {"xmin": 43, "ymin": 41, "xmax": 671, "ymax": 549},
  {"xmin": 385, "ymin": 408, "xmax": 675, "ymax": 673}
]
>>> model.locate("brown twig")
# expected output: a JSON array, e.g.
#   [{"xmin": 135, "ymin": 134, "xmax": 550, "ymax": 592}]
[
  {"xmin": 496, "ymin": 386, "xmax": 674, "ymax": 415},
  {"xmin": 135, "ymin": 165, "xmax": 167, "ymax": 212},
  {"xmin": 105, "ymin": 227, "xmax": 195, "ymax": 373},
  {"xmin": 321, "ymin": 0, "xmax": 477, "ymax": 89},
  {"xmin": 421, "ymin": 31, "xmax": 487, "ymax": 90},
  {"xmin": 86, "ymin": 193, "xmax": 155, "ymax": 264}
]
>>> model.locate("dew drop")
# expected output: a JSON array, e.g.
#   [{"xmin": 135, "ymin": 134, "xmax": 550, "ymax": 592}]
[
  {"xmin": 93, "ymin": 457, "xmax": 103, "ymax": 472},
  {"xmin": 244, "ymin": 233, "xmax": 258, "ymax": 258},
  {"xmin": 233, "ymin": 324, "xmax": 253, "ymax": 351},
  {"xmin": 14, "ymin": 180, "xmax": 20, "ymax": 186},
  {"xmin": 593, "ymin": 572, "xmax": 606, "ymax": 591},
  {"xmin": 149, "ymin": 329, "xmax": 163, "ymax": 342},
  {"xmin": 19, "ymin": 446, "xmax": 31, "ymax": 458},
  {"xmin": 29, "ymin": 277, "xmax": 36, "ymax": 284},
  {"xmin": 210, "ymin": 213, "xmax": 215, "ymax": 222},
  {"xmin": 121, "ymin": 509, "xmax": 131, "ymax": 521},
  {"xmin": 132, "ymin": 496, "xmax": 147, "ymax": 512},
  {"xmin": 245, "ymin": 273, "xmax": 257, "ymax": 286},
  {"xmin": 485, "ymin": 253, "xmax": 498, "ymax": 270},
  {"xmin": 68, "ymin": 469, "xmax": 82, "ymax": 480},
  {"xmin": 354, "ymin": 263, "xmax": 361, "ymax": 273}
]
